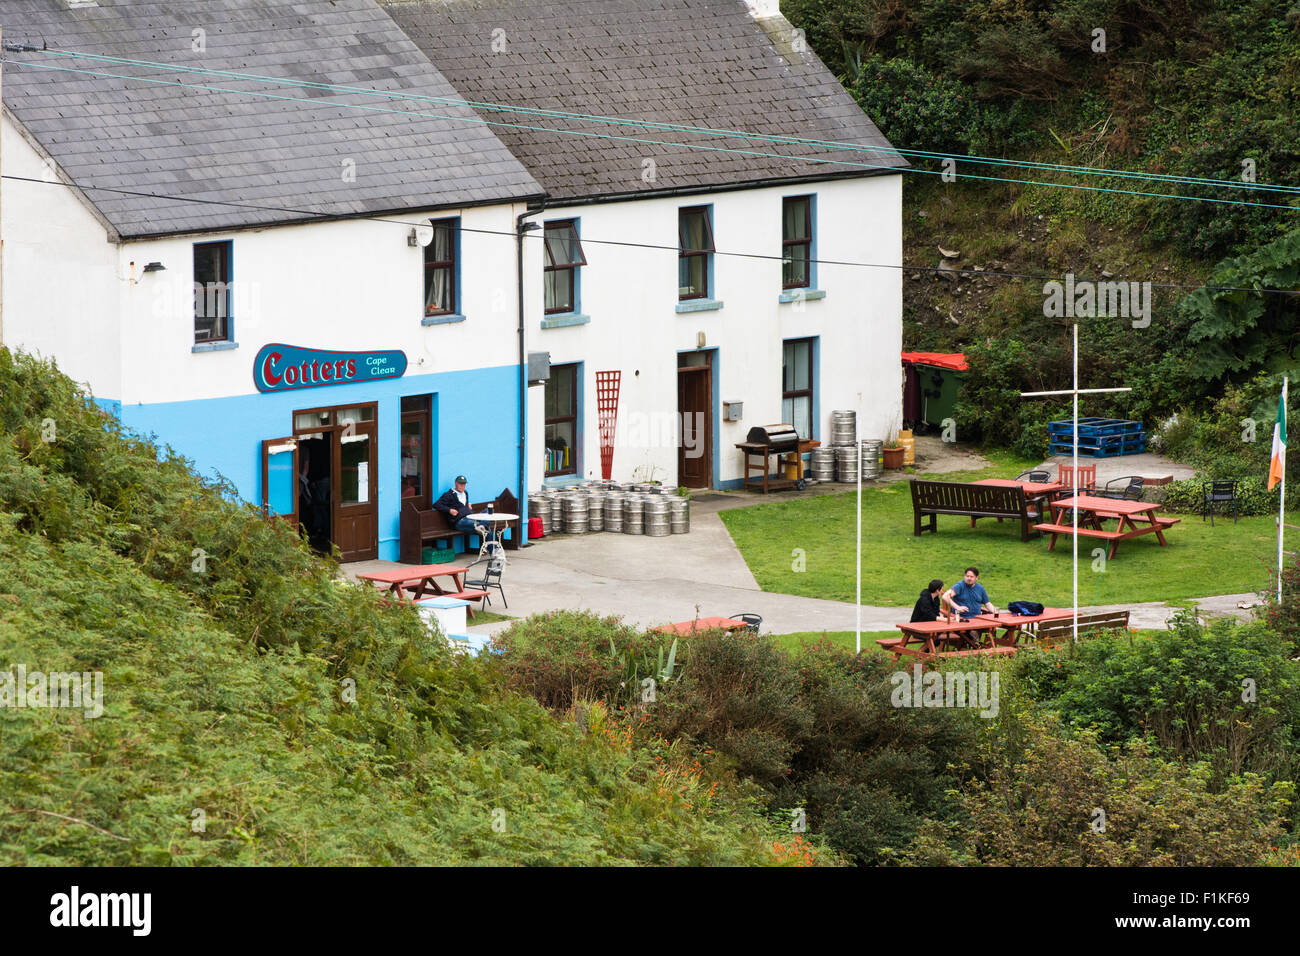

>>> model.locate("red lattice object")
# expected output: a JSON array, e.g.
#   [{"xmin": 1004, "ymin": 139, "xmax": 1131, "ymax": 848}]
[{"xmin": 596, "ymin": 370, "xmax": 621, "ymax": 480}]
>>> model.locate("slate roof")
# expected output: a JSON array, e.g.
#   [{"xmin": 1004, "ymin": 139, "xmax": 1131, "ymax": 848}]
[
  {"xmin": 0, "ymin": 0, "xmax": 543, "ymax": 237},
  {"xmin": 380, "ymin": 0, "xmax": 907, "ymax": 202}
]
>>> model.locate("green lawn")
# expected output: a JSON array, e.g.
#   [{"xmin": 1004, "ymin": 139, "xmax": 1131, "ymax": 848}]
[{"xmin": 720, "ymin": 457, "xmax": 1286, "ymax": 609}]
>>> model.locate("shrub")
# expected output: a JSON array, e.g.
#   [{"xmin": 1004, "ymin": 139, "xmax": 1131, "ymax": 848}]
[{"xmin": 848, "ymin": 55, "xmax": 981, "ymax": 154}]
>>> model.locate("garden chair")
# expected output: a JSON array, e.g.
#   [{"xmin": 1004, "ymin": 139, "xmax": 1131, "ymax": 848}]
[
  {"xmin": 1058, "ymin": 463, "xmax": 1096, "ymax": 492},
  {"xmin": 464, "ymin": 556, "xmax": 507, "ymax": 608},
  {"xmin": 729, "ymin": 612, "xmax": 762, "ymax": 634},
  {"xmin": 1202, "ymin": 480, "xmax": 1238, "ymax": 526},
  {"xmin": 1100, "ymin": 476, "xmax": 1144, "ymax": 500},
  {"xmin": 1015, "ymin": 470, "xmax": 1052, "ymax": 483}
]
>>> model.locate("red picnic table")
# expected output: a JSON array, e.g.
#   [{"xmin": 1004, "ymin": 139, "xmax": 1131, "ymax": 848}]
[
  {"xmin": 877, "ymin": 617, "xmax": 1009, "ymax": 663},
  {"xmin": 356, "ymin": 564, "xmax": 488, "ymax": 617},
  {"xmin": 1037, "ymin": 495, "xmax": 1180, "ymax": 560},
  {"xmin": 654, "ymin": 617, "xmax": 750, "ymax": 636},
  {"xmin": 969, "ymin": 607, "xmax": 1076, "ymax": 646}
]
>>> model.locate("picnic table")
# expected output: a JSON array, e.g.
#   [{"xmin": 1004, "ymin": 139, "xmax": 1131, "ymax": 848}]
[
  {"xmin": 1036, "ymin": 495, "xmax": 1180, "ymax": 560},
  {"xmin": 877, "ymin": 618, "xmax": 1011, "ymax": 662},
  {"xmin": 654, "ymin": 617, "xmax": 749, "ymax": 636},
  {"xmin": 969, "ymin": 607, "xmax": 1076, "ymax": 646},
  {"xmin": 356, "ymin": 564, "xmax": 488, "ymax": 617},
  {"xmin": 972, "ymin": 478, "xmax": 1064, "ymax": 500}
]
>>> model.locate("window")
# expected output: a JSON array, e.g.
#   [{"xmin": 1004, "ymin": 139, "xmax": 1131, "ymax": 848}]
[
  {"xmin": 194, "ymin": 241, "xmax": 232, "ymax": 342},
  {"xmin": 782, "ymin": 338, "xmax": 814, "ymax": 439},
  {"xmin": 544, "ymin": 219, "xmax": 587, "ymax": 314},
  {"xmin": 678, "ymin": 206, "xmax": 714, "ymax": 300},
  {"xmin": 782, "ymin": 196, "xmax": 812, "ymax": 290},
  {"xmin": 401, "ymin": 395, "xmax": 432, "ymax": 508},
  {"xmin": 423, "ymin": 218, "xmax": 457, "ymax": 317},
  {"xmin": 544, "ymin": 363, "xmax": 578, "ymax": 476}
]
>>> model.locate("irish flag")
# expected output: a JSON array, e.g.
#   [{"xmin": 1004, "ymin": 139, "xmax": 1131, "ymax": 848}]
[{"xmin": 1269, "ymin": 383, "xmax": 1288, "ymax": 491}]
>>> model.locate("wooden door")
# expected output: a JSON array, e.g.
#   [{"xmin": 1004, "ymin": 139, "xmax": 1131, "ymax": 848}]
[
  {"xmin": 260, "ymin": 436, "xmax": 300, "ymax": 530},
  {"xmin": 677, "ymin": 366, "xmax": 712, "ymax": 488},
  {"xmin": 333, "ymin": 421, "xmax": 378, "ymax": 561}
]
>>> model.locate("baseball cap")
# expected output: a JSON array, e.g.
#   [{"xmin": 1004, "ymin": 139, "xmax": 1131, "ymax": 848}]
[{"xmin": 455, "ymin": 475, "xmax": 467, "ymax": 483}]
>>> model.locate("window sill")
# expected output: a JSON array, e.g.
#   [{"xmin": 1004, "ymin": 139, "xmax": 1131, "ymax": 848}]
[
  {"xmin": 779, "ymin": 289, "xmax": 826, "ymax": 304},
  {"xmin": 541, "ymin": 313, "xmax": 590, "ymax": 329},
  {"xmin": 543, "ymin": 475, "xmax": 583, "ymax": 488},
  {"xmin": 676, "ymin": 298, "xmax": 724, "ymax": 314},
  {"xmin": 192, "ymin": 340, "xmax": 239, "ymax": 353},
  {"xmin": 422, "ymin": 312, "xmax": 466, "ymax": 326}
]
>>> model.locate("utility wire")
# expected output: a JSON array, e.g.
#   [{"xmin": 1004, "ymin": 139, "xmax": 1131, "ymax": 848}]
[
  {"xmin": 14, "ymin": 47, "xmax": 1300, "ymax": 198},
  {"xmin": 4, "ymin": 54, "xmax": 1300, "ymax": 213},
  {"xmin": 6, "ymin": 171, "xmax": 1298, "ymax": 299}
]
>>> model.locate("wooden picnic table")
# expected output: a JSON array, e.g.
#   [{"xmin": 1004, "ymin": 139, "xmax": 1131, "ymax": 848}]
[
  {"xmin": 1037, "ymin": 495, "xmax": 1180, "ymax": 560},
  {"xmin": 877, "ymin": 617, "xmax": 1012, "ymax": 663},
  {"xmin": 972, "ymin": 478, "xmax": 1064, "ymax": 499},
  {"xmin": 654, "ymin": 617, "xmax": 750, "ymax": 636},
  {"xmin": 356, "ymin": 564, "xmax": 488, "ymax": 617}
]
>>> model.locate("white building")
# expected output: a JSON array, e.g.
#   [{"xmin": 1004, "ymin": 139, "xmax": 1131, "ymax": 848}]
[
  {"xmin": 387, "ymin": 0, "xmax": 907, "ymax": 491},
  {"xmin": 1, "ymin": 0, "xmax": 906, "ymax": 563}
]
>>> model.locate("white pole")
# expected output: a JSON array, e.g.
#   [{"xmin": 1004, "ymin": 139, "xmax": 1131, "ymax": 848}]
[
  {"xmin": 1073, "ymin": 323, "xmax": 1079, "ymax": 645},
  {"xmin": 1279, "ymin": 377, "xmax": 1288, "ymax": 604},
  {"xmin": 855, "ymin": 431, "xmax": 862, "ymax": 654}
]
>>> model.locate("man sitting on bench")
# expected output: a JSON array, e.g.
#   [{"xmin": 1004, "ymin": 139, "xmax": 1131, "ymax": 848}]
[
  {"xmin": 944, "ymin": 567, "xmax": 998, "ymax": 647},
  {"xmin": 435, "ymin": 475, "xmax": 488, "ymax": 540}
]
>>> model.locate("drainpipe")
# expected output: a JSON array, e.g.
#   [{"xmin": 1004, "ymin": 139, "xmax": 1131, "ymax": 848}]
[{"xmin": 516, "ymin": 206, "xmax": 542, "ymax": 542}]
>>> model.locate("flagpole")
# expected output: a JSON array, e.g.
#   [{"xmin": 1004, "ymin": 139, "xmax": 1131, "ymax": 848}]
[
  {"xmin": 1279, "ymin": 377, "xmax": 1288, "ymax": 604},
  {"xmin": 1072, "ymin": 324, "xmax": 1079, "ymax": 644},
  {"xmin": 855, "ymin": 396, "xmax": 863, "ymax": 655}
]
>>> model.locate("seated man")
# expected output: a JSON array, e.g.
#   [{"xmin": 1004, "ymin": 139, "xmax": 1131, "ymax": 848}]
[
  {"xmin": 943, "ymin": 566, "xmax": 997, "ymax": 647},
  {"xmin": 910, "ymin": 579, "xmax": 946, "ymax": 623},
  {"xmin": 434, "ymin": 475, "xmax": 487, "ymax": 539}
]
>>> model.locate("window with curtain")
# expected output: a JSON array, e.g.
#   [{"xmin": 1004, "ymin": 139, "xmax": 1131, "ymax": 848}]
[
  {"xmin": 678, "ymin": 206, "xmax": 714, "ymax": 300},
  {"xmin": 782, "ymin": 196, "xmax": 812, "ymax": 290},
  {"xmin": 782, "ymin": 338, "xmax": 814, "ymax": 438},
  {"xmin": 544, "ymin": 364, "xmax": 578, "ymax": 475},
  {"xmin": 544, "ymin": 220, "xmax": 587, "ymax": 314},
  {"xmin": 423, "ymin": 218, "xmax": 456, "ymax": 316}
]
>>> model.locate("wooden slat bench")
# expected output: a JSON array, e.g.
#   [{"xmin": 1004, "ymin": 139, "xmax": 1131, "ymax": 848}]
[
  {"xmin": 934, "ymin": 646, "xmax": 1018, "ymax": 659},
  {"xmin": 1034, "ymin": 610, "xmax": 1131, "ymax": 646},
  {"xmin": 399, "ymin": 488, "xmax": 522, "ymax": 563},
  {"xmin": 911, "ymin": 479, "xmax": 1039, "ymax": 541}
]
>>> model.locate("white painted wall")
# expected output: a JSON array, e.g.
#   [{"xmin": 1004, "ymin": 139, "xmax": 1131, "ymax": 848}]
[
  {"xmin": 114, "ymin": 202, "xmax": 528, "ymax": 406},
  {"xmin": 525, "ymin": 174, "xmax": 903, "ymax": 491},
  {"xmin": 1, "ymin": 113, "xmax": 121, "ymax": 401}
]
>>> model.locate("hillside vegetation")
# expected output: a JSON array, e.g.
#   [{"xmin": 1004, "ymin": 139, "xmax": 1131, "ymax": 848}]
[
  {"xmin": 786, "ymin": 0, "xmax": 1300, "ymax": 483},
  {"xmin": 0, "ymin": 349, "xmax": 789, "ymax": 865}
]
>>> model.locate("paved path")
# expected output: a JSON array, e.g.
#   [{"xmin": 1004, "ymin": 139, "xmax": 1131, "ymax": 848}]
[{"xmin": 344, "ymin": 485, "xmax": 1255, "ymax": 639}]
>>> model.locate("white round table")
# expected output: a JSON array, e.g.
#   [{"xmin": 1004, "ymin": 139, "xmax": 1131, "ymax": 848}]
[{"xmin": 471, "ymin": 512, "xmax": 519, "ymax": 562}]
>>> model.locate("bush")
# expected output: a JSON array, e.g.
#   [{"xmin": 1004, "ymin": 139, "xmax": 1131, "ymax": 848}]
[
  {"xmin": 1155, "ymin": 473, "xmax": 1278, "ymax": 516},
  {"xmin": 848, "ymin": 55, "xmax": 981, "ymax": 154},
  {"xmin": 909, "ymin": 712, "xmax": 1294, "ymax": 866}
]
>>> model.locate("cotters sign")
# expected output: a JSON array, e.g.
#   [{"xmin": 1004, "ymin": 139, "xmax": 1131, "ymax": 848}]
[{"xmin": 253, "ymin": 344, "xmax": 407, "ymax": 393}]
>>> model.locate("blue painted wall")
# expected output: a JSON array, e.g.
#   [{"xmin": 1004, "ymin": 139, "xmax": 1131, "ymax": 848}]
[{"xmin": 116, "ymin": 364, "xmax": 521, "ymax": 561}]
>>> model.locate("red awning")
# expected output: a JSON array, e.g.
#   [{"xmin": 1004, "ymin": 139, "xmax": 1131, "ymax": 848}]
[{"xmin": 901, "ymin": 351, "xmax": 968, "ymax": 371}]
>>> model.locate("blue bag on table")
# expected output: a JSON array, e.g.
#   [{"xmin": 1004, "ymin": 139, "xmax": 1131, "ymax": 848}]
[{"xmin": 1007, "ymin": 600, "xmax": 1045, "ymax": 616}]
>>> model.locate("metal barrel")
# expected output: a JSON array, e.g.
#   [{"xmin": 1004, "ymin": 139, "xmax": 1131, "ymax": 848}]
[
  {"xmin": 587, "ymin": 493, "xmax": 605, "ymax": 531},
  {"xmin": 810, "ymin": 447, "xmax": 837, "ymax": 481},
  {"xmin": 830, "ymin": 409, "xmax": 857, "ymax": 446},
  {"xmin": 860, "ymin": 439, "xmax": 883, "ymax": 480},
  {"xmin": 549, "ymin": 496, "xmax": 566, "ymax": 533},
  {"xmin": 669, "ymin": 496, "xmax": 690, "ymax": 534},
  {"xmin": 622, "ymin": 494, "xmax": 644, "ymax": 534},
  {"xmin": 644, "ymin": 496, "xmax": 671, "ymax": 536},
  {"xmin": 563, "ymin": 495, "xmax": 590, "ymax": 534},
  {"xmin": 604, "ymin": 492, "xmax": 624, "ymax": 532},
  {"xmin": 835, "ymin": 443, "xmax": 859, "ymax": 483},
  {"xmin": 528, "ymin": 494, "xmax": 549, "ymax": 534}
]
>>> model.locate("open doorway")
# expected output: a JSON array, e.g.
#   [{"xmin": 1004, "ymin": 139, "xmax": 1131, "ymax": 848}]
[{"xmin": 296, "ymin": 431, "xmax": 333, "ymax": 553}]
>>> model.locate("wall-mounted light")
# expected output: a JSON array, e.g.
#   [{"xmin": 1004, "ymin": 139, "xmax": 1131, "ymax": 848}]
[{"xmin": 142, "ymin": 262, "xmax": 166, "ymax": 273}]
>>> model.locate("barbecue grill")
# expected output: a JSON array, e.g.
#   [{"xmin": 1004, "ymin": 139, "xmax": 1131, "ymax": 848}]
[{"xmin": 735, "ymin": 423, "xmax": 820, "ymax": 493}]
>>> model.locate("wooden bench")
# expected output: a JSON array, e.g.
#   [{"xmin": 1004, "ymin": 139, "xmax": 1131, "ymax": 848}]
[
  {"xmin": 1033, "ymin": 522, "xmax": 1123, "ymax": 541},
  {"xmin": 1034, "ymin": 610, "xmax": 1131, "ymax": 646},
  {"xmin": 911, "ymin": 479, "xmax": 1039, "ymax": 541},
  {"xmin": 399, "ymin": 488, "xmax": 521, "ymax": 564},
  {"xmin": 934, "ymin": 646, "xmax": 1018, "ymax": 659}
]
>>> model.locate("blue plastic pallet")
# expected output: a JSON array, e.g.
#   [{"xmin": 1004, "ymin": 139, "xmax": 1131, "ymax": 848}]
[{"xmin": 1048, "ymin": 418, "xmax": 1144, "ymax": 439}]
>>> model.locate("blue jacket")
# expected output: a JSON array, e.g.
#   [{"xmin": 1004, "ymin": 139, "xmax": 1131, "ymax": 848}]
[{"xmin": 434, "ymin": 488, "xmax": 474, "ymax": 523}]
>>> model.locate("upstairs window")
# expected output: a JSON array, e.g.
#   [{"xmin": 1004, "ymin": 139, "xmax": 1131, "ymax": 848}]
[
  {"xmin": 782, "ymin": 196, "xmax": 812, "ymax": 290},
  {"xmin": 424, "ymin": 218, "xmax": 457, "ymax": 317},
  {"xmin": 678, "ymin": 206, "xmax": 714, "ymax": 300},
  {"xmin": 543, "ymin": 219, "xmax": 587, "ymax": 315},
  {"xmin": 194, "ymin": 241, "xmax": 232, "ymax": 342}
]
